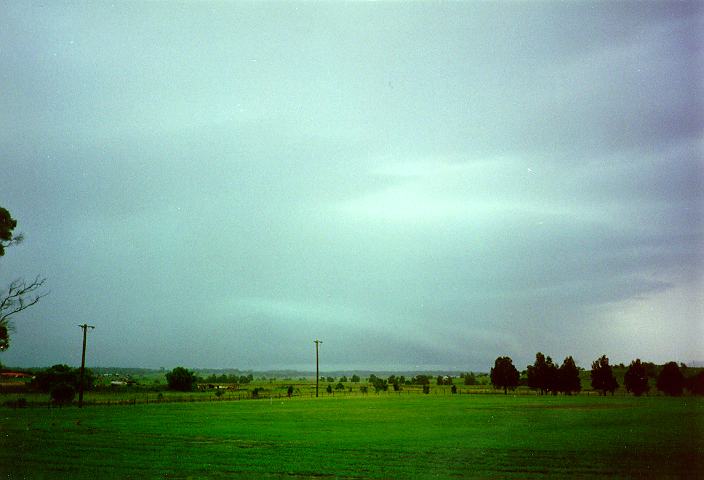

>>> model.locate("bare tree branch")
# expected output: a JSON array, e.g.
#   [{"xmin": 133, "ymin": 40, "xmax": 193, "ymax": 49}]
[{"xmin": 0, "ymin": 276, "xmax": 49, "ymax": 324}]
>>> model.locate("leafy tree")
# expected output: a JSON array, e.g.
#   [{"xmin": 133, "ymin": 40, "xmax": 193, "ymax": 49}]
[
  {"xmin": 412, "ymin": 374, "xmax": 430, "ymax": 385},
  {"xmin": 351, "ymin": 374, "xmax": 360, "ymax": 383},
  {"xmin": 557, "ymin": 356, "xmax": 581, "ymax": 395},
  {"xmin": 359, "ymin": 385, "xmax": 368, "ymax": 394},
  {"xmin": 657, "ymin": 362, "xmax": 684, "ymax": 396},
  {"xmin": 0, "ymin": 207, "xmax": 21, "ymax": 256},
  {"xmin": 371, "ymin": 377, "xmax": 388, "ymax": 393},
  {"xmin": 335, "ymin": 382, "xmax": 345, "ymax": 391},
  {"xmin": 686, "ymin": 371, "xmax": 704, "ymax": 396},
  {"xmin": 31, "ymin": 364, "xmax": 94, "ymax": 393},
  {"xmin": 624, "ymin": 359, "xmax": 650, "ymax": 396},
  {"xmin": 451, "ymin": 384, "xmax": 457, "ymax": 394},
  {"xmin": 422, "ymin": 385, "xmax": 430, "ymax": 394},
  {"xmin": 463, "ymin": 372, "xmax": 477, "ymax": 386},
  {"xmin": 490, "ymin": 356, "xmax": 520, "ymax": 394},
  {"xmin": 50, "ymin": 382, "xmax": 76, "ymax": 407},
  {"xmin": 326, "ymin": 376, "xmax": 334, "ymax": 383},
  {"xmin": 527, "ymin": 353, "xmax": 558, "ymax": 395},
  {"xmin": 339, "ymin": 376, "xmax": 348, "ymax": 383},
  {"xmin": 287, "ymin": 385, "xmax": 294, "ymax": 397},
  {"xmin": 166, "ymin": 367, "xmax": 196, "ymax": 391},
  {"xmin": 0, "ymin": 207, "xmax": 48, "ymax": 351},
  {"xmin": 591, "ymin": 355, "xmax": 618, "ymax": 395},
  {"xmin": 436, "ymin": 375, "xmax": 444, "ymax": 385},
  {"xmin": 326, "ymin": 384, "xmax": 332, "ymax": 394}
]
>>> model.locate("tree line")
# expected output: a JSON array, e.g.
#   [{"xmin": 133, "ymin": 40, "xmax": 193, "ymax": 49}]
[{"xmin": 490, "ymin": 354, "xmax": 704, "ymax": 396}]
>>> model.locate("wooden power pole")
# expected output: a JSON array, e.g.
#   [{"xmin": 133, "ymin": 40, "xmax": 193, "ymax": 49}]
[
  {"xmin": 314, "ymin": 339, "xmax": 323, "ymax": 397},
  {"xmin": 78, "ymin": 323, "xmax": 95, "ymax": 408}
]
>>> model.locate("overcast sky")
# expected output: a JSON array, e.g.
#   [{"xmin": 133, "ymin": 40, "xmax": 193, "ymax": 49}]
[{"xmin": 1, "ymin": 2, "xmax": 702, "ymax": 372}]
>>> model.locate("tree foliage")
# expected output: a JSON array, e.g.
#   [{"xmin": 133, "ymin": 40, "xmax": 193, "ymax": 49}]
[
  {"xmin": 0, "ymin": 207, "xmax": 20, "ymax": 257},
  {"xmin": 527, "ymin": 353, "xmax": 559, "ymax": 395},
  {"xmin": 462, "ymin": 372, "xmax": 478, "ymax": 386},
  {"xmin": 0, "ymin": 206, "xmax": 48, "ymax": 352},
  {"xmin": 166, "ymin": 366, "xmax": 196, "ymax": 391},
  {"xmin": 490, "ymin": 356, "xmax": 520, "ymax": 394},
  {"xmin": 591, "ymin": 355, "xmax": 618, "ymax": 395},
  {"xmin": 50, "ymin": 382, "xmax": 76, "ymax": 406},
  {"xmin": 557, "ymin": 356, "xmax": 581, "ymax": 395},
  {"xmin": 656, "ymin": 362, "xmax": 684, "ymax": 396},
  {"xmin": 31, "ymin": 364, "xmax": 94, "ymax": 393},
  {"xmin": 624, "ymin": 359, "xmax": 650, "ymax": 396},
  {"xmin": 687, "ymin": 371, "xmax": 704, "ymax": 396}
]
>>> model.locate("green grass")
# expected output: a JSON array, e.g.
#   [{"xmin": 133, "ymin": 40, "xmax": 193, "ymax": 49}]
[{"xmin": 1, "ymin": 394, "xmax": 702, "ymax": 478}]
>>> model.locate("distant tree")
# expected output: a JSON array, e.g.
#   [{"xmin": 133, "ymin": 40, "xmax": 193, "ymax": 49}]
[
  {"xmin": 436, "ymin": 375, "xmax": 444, "ymax": 385},
  {"xmin": 166, "ymin": 367, "xmax": 196, "ymax": 392},
  {"xmin": 31, "ymin": 364, "xmax": 94, "ymax": 393},
  {"xmin": 451, "ymin": 384, "xmax": 457, "ymax": 394},
  {"xmin": 422, "ymin": 385, "xmax": 430, "ymax": 394},
  {"xmin": 490, "ymin": 356, "xmax": 520, "ymax": 394},
  {"xmin": 339, "ymin": 376, "xmax": 348, "ymax": 383},
  {"xmin": 360, "ymin": 385, "xmax": 368, "ymax": 394},
  {"xmin": 412, "ymin": 374, "xmax": 430, "ymax": 385},
  {"xmin": 335, "ymin": 382, "xmax": 345, "ymax": 391},
  {"xmin": 591, "ymin": 355, "xmax": 618, "ymax": 395},
  {"xmin": 686, "ymin": 371, "xmax": 704, "ymax": 396},
  {"xmin": 351, "ymin": 374, "xmax": 360, "ymax": 383},
  {"xmin": 463, "ymin": 372, "xmax": 477, "ymax": 386},
  {"xmin": 527, "ymin": 353, "xmax": 557, "ymax": 395},
  {"xmin": 326, "ymin": 376, "xmax": 334, "ymax": 383},
  {"xmin": 657, "ymin": 362, "xmax": 685, "ymax": 396},
  {"xmin": 557, "ymin": 356, "xmax": 581, "ymax": 395},
  {"xmin": 50, "ymin": 382, "xmax": 75, "ymax": 407},
  {"xmin": 624, "ymin": 359, "xmax": 650, "ymax": 396},
  {"xmin": 287, "ymin": 385, "xmax": 294, "ymax": 398},
  {"xmin": 326, "ymin": 384, "xmax": 333, "ymax": 394},
  {"xmin": 371, "ymin": 377, "xmax": 388, "ymax": 393}
]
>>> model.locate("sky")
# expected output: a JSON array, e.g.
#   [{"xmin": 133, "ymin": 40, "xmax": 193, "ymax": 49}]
[{"xmin": 1, "ymin": 2, "xmax": 702, "ymax": 372}]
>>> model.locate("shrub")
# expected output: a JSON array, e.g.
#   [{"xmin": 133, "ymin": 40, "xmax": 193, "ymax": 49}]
[
  {"xmin": 165, "ymin": 367, "xmax": 196, "ymax": 392},
  {"xmin": 657, "ymin": 362, "xmax": 684, "ymax": 396},
  {"xmin": 422, "ymin": 385, "xmax": 430, "ymax": 394},
  {"xmin": 51, "ymin": 382, "xmax": 76, "ymax": 406}
]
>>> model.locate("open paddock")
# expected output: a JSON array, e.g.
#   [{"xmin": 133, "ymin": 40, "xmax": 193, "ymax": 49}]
[{"xmin": 1, "ymin": 393, "xmax": 702, "ymax": 478}]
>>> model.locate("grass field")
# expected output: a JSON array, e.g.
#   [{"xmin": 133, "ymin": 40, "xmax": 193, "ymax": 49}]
[{"xmin": 1, "ymin": 394, "xmax": 702, "ymax": 479}]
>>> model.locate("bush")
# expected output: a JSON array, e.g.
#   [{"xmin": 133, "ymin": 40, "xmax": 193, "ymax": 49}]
[
  {"xmin": 214, "ymin": 389, "xmax": 224, "ymax": 398},
  {"xmin": 251, "ymin": 387, "xmax": 264, "ymax": 399},
  {"xmin": 32, "ymin": 364, "xmax": 94, "ymax": 393},
  {"xmin": 51, "ymin": 383, "xmax": 75, "ymax": 406},
  {"xmin": 657, "ymin": 362, "xmax": 684, "ymax": 396},
  {"xmin": 422, "ymin": 385, "xmax": 430, "ymax": 394},
  {"xmin": 451, "ymin": 385, "xmax": 457, "ymax": 394},
  {"xmin": 165, "ymin": 367, "xmax": 196, "ymax": 392},
  {"xmin": 3, "ymin": 397, "xmax": 27, "ymax": 408}
]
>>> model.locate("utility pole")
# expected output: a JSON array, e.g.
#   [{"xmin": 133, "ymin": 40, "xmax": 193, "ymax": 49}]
[
  {"xmin": 78, "ymin": 323, "xmax": 95, "ymax": 408},
  {"xmin": 314, "ymin": 339, "xmax": 322, "ymax": 397}
]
